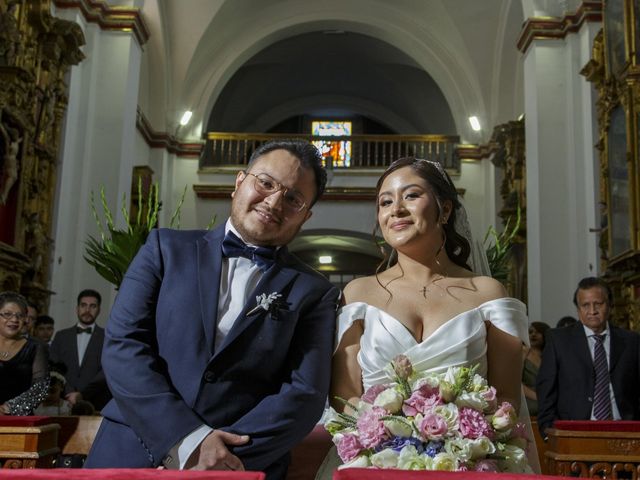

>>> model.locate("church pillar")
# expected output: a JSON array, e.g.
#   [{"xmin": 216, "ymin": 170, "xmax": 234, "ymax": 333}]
[
  {"xmin": 522, "ymin": 18, "xmax": 601, "ymax": 323},
  {"xmin": 49, "ymin": 5, "xmax": 143, "ymax": 324}
]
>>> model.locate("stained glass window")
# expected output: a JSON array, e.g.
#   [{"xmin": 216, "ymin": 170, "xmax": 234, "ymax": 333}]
[{"xmin": 312, "ymin": 121, "xmax": 352, "ymax": 167}]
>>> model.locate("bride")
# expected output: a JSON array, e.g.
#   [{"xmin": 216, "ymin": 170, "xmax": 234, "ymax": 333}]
[{"xmin": 316, "ymin": 157, "xmax": 538, "ymax": 478}]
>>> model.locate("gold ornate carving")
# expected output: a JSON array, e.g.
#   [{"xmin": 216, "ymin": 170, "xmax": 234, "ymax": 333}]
[
  {"xmin": 489, "ymin": 119, "xmax": 527, "ymax": 301},
  {"xmin": 0, "ymin": 0, "xmax": 84, "ymax": 311},
  {"xmin": 584, "ymin": 2, "xmax": 640, "ymax": 331}
]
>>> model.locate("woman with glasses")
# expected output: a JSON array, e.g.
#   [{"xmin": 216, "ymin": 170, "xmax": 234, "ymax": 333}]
[{"xmin": 0, "ymin": 291, "xmax": 49, "ymax": 415}]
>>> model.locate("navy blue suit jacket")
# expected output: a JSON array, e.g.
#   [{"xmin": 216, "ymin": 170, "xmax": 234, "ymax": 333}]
[
  {"xmin": 536, "ymin": 322, "xmax": 640, "ymax": 436},
  {"xmin": 86, "ymin": 225, "xmax": 339, "ymax": 474}
]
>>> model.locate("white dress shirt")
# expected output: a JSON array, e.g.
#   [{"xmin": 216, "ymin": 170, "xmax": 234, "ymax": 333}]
[
  {"xmin": 76, "ymin": 323, "xmax": 94, "ymax": 365},
  {"xmin": 583, "ymin": 324, "xmax": 621, "ymax": 420},
  {"xmin": 164, "ymin": 220, "xmax": 267, "ymax": 469}
]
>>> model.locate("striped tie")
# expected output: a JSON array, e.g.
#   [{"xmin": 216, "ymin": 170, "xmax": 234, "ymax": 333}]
[{"xmin": 592, "ymin": 334, "xmax": 612, "ymax": 420}]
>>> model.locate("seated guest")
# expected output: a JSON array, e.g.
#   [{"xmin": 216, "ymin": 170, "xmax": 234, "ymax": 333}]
[
  {"xmin": 537, "ymin": 277, "xmax": 640, "ymax": 439},
  {"xmin": 33, "ymin": 315, "xmax": 55, "ymax": 345},
  {"xmin": 556, "ymin": 315, "xmax": 578, "ymax": 328},
  {"xmin": 0, "ymin": 291, "xmax": 50, "ymax": 415},
  {"xmin": 522, "ymin": 321, "xmax": 550, "ymax": 416},
  {"xmin": 34, "ymin": 362, "xmax": 73, "ymax": 416}
]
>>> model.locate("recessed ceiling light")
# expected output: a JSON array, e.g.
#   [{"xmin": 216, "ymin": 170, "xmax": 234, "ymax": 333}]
[
  {"xmin": 319, "ymin": 255, "xmax": 332, "ymax": 264},
  {"xmin": 468, "ymin": 116, "xmax": 481, "ymax": 132},
  {"xmin": 179, "ymin": 111, "xmax": 192, "ymax": 126}
]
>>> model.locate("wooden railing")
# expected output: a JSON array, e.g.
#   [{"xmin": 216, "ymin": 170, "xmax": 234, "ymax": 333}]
[{"xmin": 203, "ymin": 132, "xmax": 461, "ymax": 172}]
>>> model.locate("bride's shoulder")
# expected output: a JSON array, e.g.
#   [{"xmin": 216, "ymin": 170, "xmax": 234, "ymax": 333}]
[
  {"xmin": 458, "ymin": 275, "xmax": 509, "ymax": 305},
  {"xmin": 343, "ymin": 275, "xmax": 381, "ymax": 304}
]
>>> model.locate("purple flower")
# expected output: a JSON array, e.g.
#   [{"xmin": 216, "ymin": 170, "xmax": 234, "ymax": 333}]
[
  {"xmin": 458, "ymin": 407, "xmax": 492, "ymax": 439},
  {"xmin": 336, "ymin": 434, "xmax": 363, "ymax": 462},
  {"xmin": 356, "ymin": 406, "xmax": 389, "ymax": 448},
  {"xmin": 376, "ymin": 436, "xmax": 424, "ymax": 453},
  {"xmin": 402, "ymin": 384, "xmax": 442, "ymax": 416},
  {"xmin": 424, "ymin": 440, "xmax": 444, "ymax": 457},
  {"xmin": 362, "ymin": 384, "xmax": 388, "ymax": 404},
  {"xmin": 474, "ymin": 459, "xmax": 499, "ymax": 472}
]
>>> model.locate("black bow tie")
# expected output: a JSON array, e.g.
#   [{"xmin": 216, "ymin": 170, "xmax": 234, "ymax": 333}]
[
  {"xmin": 221, "ymin": 231, "xmax": 277, "ymax": 272},
  {"xmin": 76, "ymin": 326, "xmax": 92, "ymax": 335}
]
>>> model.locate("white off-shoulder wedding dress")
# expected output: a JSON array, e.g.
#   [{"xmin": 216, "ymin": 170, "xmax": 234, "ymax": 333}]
[{"xmin": 315, "ymin": 297, "xmax": 540, "ymax": 479}]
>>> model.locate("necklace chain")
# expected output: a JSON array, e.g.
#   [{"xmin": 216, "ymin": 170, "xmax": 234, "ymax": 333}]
[{"xmin": 420, "ymin": 274, "xmax": 447, "ymax": 300}]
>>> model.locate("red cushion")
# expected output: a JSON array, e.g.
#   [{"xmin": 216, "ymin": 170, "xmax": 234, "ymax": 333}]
[
  {"xmin": 552, "ymin": 420, "xmax": 640, "ymax": 432},
  {"xmin": 0, "ymin": 415, "xmax": 54, "ymax": 426},
  {"xmin": 0, "ymin": 469, "xmax": 265, "ymax": 479}
]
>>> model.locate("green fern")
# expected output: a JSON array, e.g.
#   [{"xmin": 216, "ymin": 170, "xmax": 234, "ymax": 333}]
[{"xmin": 483, "ymin": 206, "xmax": 521, "ymax": 282}]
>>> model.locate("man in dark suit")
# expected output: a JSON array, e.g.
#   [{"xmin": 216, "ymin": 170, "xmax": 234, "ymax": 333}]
[
  {"xmin": 85, "ymin": 140, "xmax": 339, "ymax": 479},
  {"xmin": 49, "ymin": 289, "xmax": 111, "ymax": 411},
  {"xmin": 536, "ymin": 277, "xmax": 640, "ymax": 438}
]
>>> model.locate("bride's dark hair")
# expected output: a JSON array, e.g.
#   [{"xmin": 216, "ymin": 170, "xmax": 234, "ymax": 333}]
[{"xmin": 373, "ymin": 157, "xmax": 471, "ymax": 274}]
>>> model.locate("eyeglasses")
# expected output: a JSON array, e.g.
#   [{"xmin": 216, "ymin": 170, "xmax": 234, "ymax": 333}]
[
  {"xmin": 246, "ymin": 172, "xmax": 307, "ymax": 213},
  {"xmin": 0, "ymin": 311, "xmax": 26, "ymax": 321}
]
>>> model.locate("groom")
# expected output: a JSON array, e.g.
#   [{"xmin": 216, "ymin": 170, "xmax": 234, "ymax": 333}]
[{"xmin": 86, "ymin": 140, "xmax": 339, "ymax": 479}]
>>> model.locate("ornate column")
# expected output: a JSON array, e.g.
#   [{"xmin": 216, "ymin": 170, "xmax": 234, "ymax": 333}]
[{"xmin": 0, "ymin": 0, "xmax": 84, "ymax": 310}]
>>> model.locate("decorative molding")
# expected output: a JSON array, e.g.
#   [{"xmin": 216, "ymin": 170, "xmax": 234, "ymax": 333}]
[
  {"xmin": 53, "ymin": 0, "xmax": 150, "ymax": 46},
  {"xmin": 517, "ymin": 1, "xmax": 603, "ymax": 53},
  {"xmin": 136, "ymin": 108, "xmax": 203, "ymax": 158},
  {"xmin": 193, "ymin": 185, "xmax": 466, "ymax": 201},
  {"xmin": 456, "ymin": 143, "xmax": 499, "ymax": 161}
]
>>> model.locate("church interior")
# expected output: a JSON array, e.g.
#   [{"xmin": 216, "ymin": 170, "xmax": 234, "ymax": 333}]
[{"xmin": 1, "ymin": 0, "xmax": 640, "ymax": 476}]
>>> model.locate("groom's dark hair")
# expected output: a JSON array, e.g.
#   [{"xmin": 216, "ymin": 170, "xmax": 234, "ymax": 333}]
[{"xmin": 248, "ymin": 139, "xmax": 327, "ymax": 206}]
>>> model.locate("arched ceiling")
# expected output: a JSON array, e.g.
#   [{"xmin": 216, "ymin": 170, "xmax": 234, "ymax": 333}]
[
  {"xmin": 207, "ymin": 31, "xmax": 456, "ymax": 135},
  {"xmin": 140, "ymin": 0, "xmax": 525, "ymax": 143}
]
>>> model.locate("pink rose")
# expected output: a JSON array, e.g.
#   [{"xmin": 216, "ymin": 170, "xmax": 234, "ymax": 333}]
[
  {"xmin": 481, "ymin": 387, "xmax": 497, "ymax": 411},
  {"xmin": 475, "ymin": 459, "xmax": 499, "ymax": 472},
  {"xmin": 492, "ymin": 401, "xmax": 517, "ymax": 430},
  {"xmin": 420, "ymin": 413, "xmax": 448, "ymax": 440},
  {"xmin": 459, "ymin": 407, "xmax": 492, "ymax": 439},
  {"xmin": 392, "ymin": 354, "xmax": 413, "ymax": 380},
  {"xmin": 337, "ymin": 434, "xmax": 363, "ymax": 462},
  {"xmin": 402, "ymin": 384, "xmax": 442, "ymax": 416},
  {"xmin": 356, "ymin": 406, "xmax": 389, "ymax": 448},
  {"xmin": 362, "ymin": 384, "xmax": 388, "ymax": 404}
]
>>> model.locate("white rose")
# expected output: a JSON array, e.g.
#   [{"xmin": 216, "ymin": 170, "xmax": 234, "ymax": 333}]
[
  {"xmin": 433, "ymin": 403, "xmax": 459, "ymax": 431},
  {"xmin": 469, "ymin": 436, "xmax": 496, "ymax": 458},
  {"xmin": 432, "ymin": 452, "xmax": 459, "ymax": 471},
  {"xmin": 370, "ymin": 448, "xmax": 399, "ymax": 468},
  {"xmin": 444, "ymin": 437, "xmax": 473, "ymax": 463},
  {"xmin": 397, "ymin": 445, "xmax": 432, "ymax": 470},
  {"xmin": 384, "ymin": 418, "xmax": 413, "ymax": 437},
  {"xmin": 338, "ymin": 455, "xmax": 371, "ymax": 469},
  {"xmin": 374, "ymin": 388, "xmax": 404, "ymax": 413},
  {"xmin": 471, "ymin": 373, "xmax": 488, "ymax": 390},
  {"xmin": 497, "ymin": 444, "xmax": 528, "ymax": 472},
  {"xmin": 455, "ymin": 391, "xmax": 487, "ymax": 411}
]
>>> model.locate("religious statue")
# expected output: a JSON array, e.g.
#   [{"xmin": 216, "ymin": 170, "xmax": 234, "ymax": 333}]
[{"xmin": 0, "ymin": 121, "xmax": 22, "ymax": 204}]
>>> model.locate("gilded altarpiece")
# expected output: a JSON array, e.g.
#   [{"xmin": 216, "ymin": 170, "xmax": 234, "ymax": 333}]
[
  {"xmin": 490, "ymin": 119, "xmax": 527, "ymax": 303},
  {"xmin": 0, "ymin": 0, "xmax": 83, "ymax": 312},
  {"xmin": 583, "ymin": 0, "xmax": 640, "ymax": 331}
]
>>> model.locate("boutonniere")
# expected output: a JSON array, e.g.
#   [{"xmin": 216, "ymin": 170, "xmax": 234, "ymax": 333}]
[{"xmin": 247, "ymin": 292, "xmax": 287, "ymax": 317}]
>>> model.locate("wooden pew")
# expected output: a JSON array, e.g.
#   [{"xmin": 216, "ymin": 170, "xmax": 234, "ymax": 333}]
[
  {"xmin": 544, "ymin": 420, "xmax": 640, "ymax": 477},
  {"xmin": 0, "ymin": 416, "xmax": 60, "ymax": 468}
]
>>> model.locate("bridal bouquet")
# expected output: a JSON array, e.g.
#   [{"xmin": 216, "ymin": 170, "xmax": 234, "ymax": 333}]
[{"xmin": 324, "ymin": 356, "xmax": 530, "ymax": 472}]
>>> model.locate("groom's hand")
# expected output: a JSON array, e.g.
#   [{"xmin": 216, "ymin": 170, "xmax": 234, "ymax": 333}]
[{"xmin": 189, "ymin": 430, "xmax": 249, "ymax": 470}]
